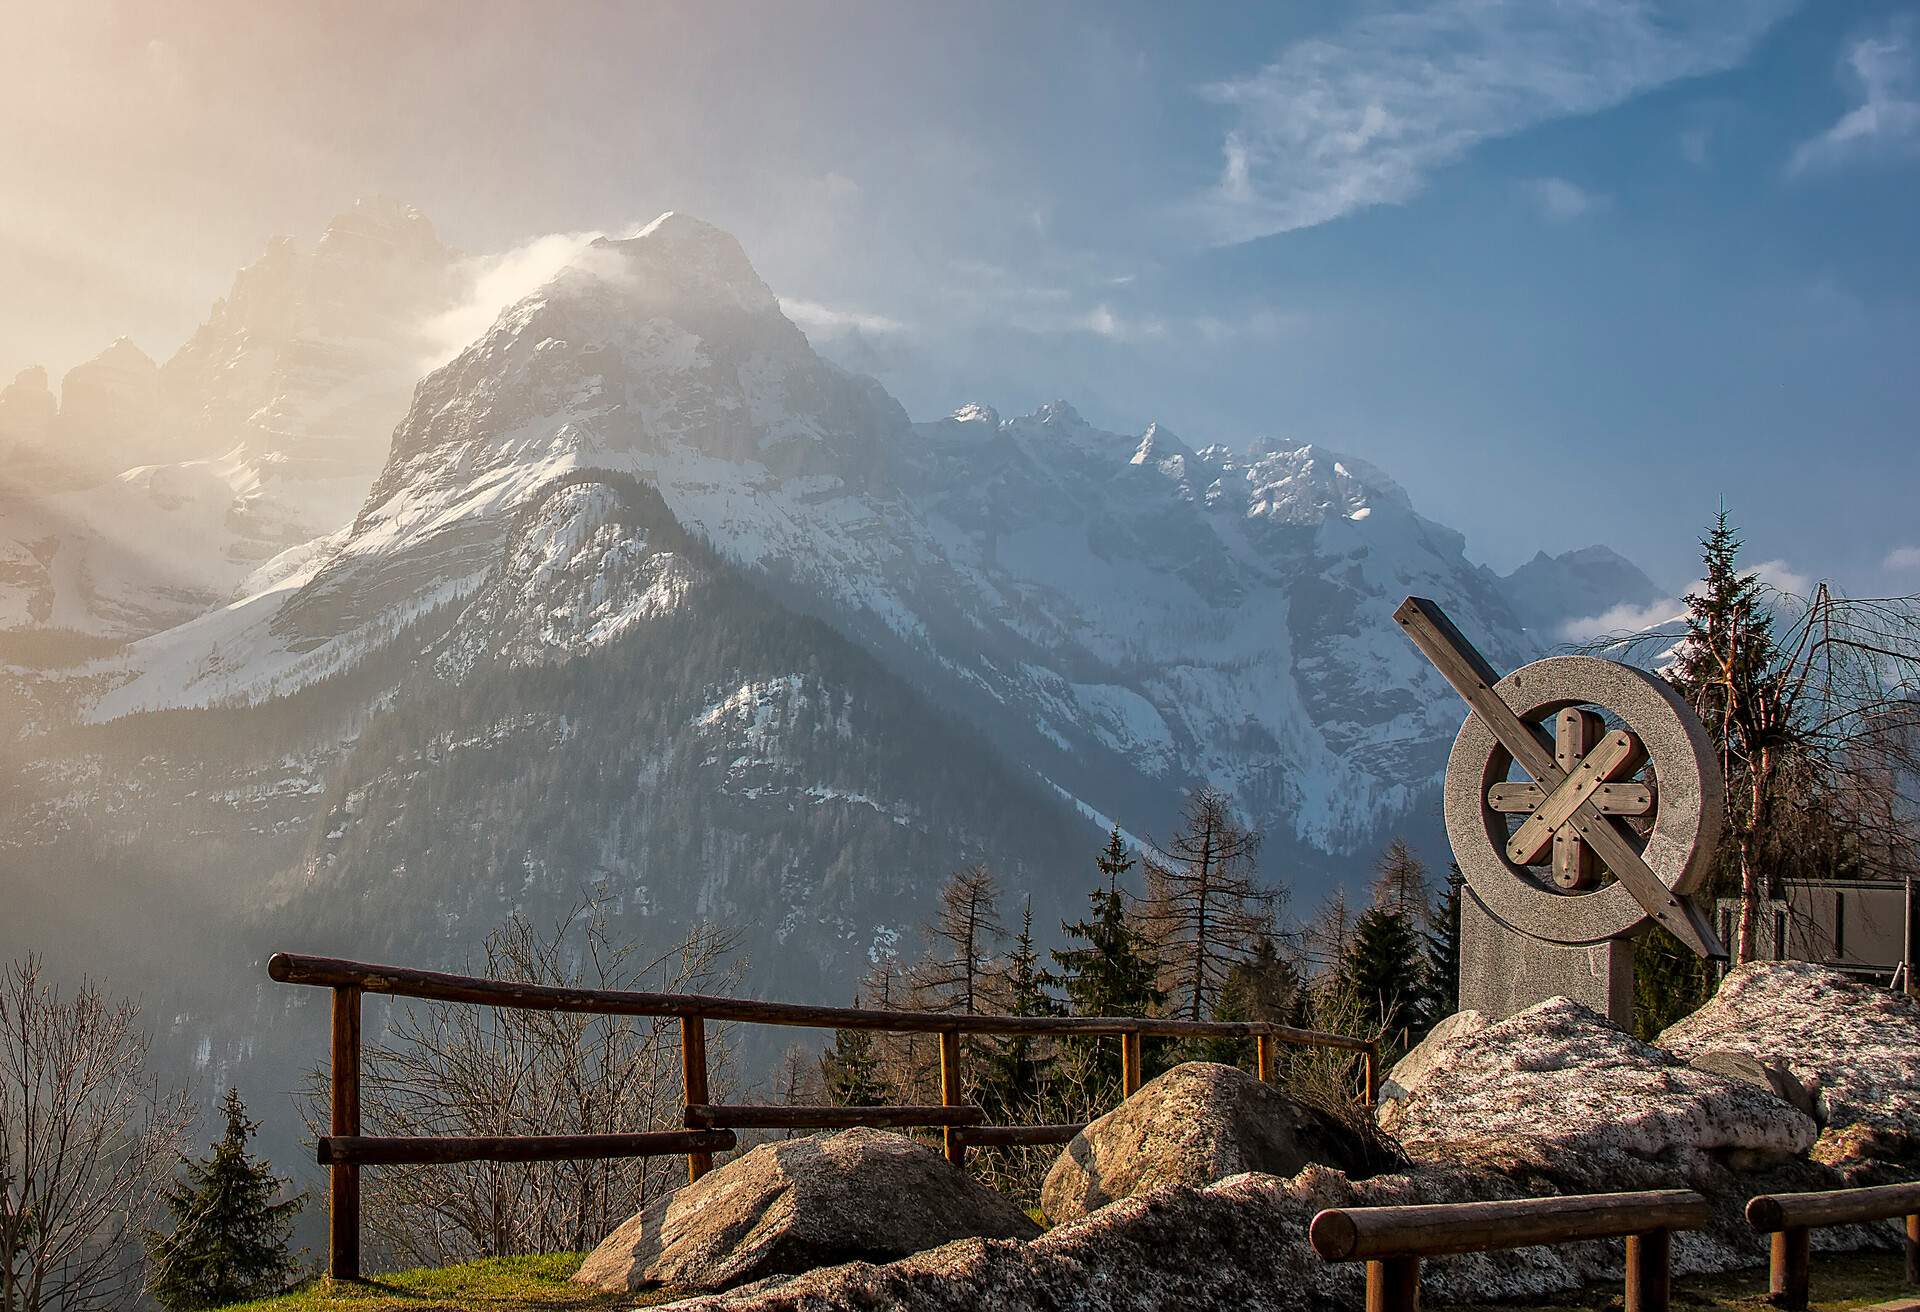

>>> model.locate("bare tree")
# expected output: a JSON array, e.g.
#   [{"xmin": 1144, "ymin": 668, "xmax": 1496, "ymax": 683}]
[
  {"xmin": 304, "ymin": 902, "xmax": 740, "ymax": 1266},
  {"xmin": 913, "ymin": 867, "xmax": 1005, "ymax": 1016},
  {"xmin": 1, "ymin": 957, "xmax": 192, "ymax": 1312},
  {"xmin": 1141, "ymin": 788, "xmax": 1282, "ymax": 1021}
]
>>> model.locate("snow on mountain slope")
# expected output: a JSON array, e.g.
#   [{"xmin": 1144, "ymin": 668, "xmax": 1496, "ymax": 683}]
[
  {"xmin": 1501, "ymin": 544, "xmax": 1665, "ymax": 641},
  {"xmin": 77, "ymin": 211, "xmax": 1537, "ymax": 878},
  {"xmin": 0, "ymin": 199, "xmax": 460, "ymax": 638}
]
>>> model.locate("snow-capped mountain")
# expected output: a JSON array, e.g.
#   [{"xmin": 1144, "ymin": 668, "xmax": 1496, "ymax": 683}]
[
  {"xmin": 0, "ymin": 199, "xmax": 460, "ymax": 638},
  {"xmin": 73, "ymin": 211, "xmax": 1533, "ymax": 878}
]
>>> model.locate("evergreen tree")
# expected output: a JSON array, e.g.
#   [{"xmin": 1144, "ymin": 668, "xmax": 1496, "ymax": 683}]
[
  {"xmin": 976, "ymin": 899, "xmax": 1060, "ymax": 1118},
  {"xmin": 1424, "ymin": 863, "xmax": 1464, "ymax": 1019},
  {"xmin": 1203, "ymin": 934, "xmax": 1301, "ymax": 1066},
  {"xmin": 1051, "ymin": 832, "xmax": 1164, "ymax": 1020},
  {"xmin": 820, "ymin": 1016, "xmax": 891, "ymax": 1107},
  {"xmin": 145, "ymin": 1090, "xmax": 303, "ymax": 1311},
  {"xmin": 1337, "ymin": 906, "xmax": 1430, "ymax": 1054}
]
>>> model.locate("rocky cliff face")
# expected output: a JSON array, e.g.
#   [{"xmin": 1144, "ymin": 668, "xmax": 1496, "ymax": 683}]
[
  {"xmin": 69, "ymin": 211, "xmax": 1542, "ymax": 881},
  {"xmin": 0, "ymin": 199, "xmax": 461, "ymax": 638}
]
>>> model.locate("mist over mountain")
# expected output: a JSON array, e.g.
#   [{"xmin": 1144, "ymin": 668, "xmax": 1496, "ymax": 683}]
[{"xmin": 0, "ymin": 207, "xmax": 1671, "ymax": 1146}]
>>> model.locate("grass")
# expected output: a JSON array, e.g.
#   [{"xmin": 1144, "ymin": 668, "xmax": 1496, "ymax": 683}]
[
  {"xmin": 1442, "ymin": 1251, "xmax": 1919, "ymax": 1312},
  {"xmin": 227, "ymin": 1254, "xmax": 680, "ymax": 1312},
  {"xmin": 227, "ymin": 1249, "xmax": 1920, "ymax": 1312}
]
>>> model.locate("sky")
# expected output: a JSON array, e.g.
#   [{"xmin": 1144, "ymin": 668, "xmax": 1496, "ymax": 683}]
[{"xmin": 3, "ymin": 0, "xmax": 1916, "ymax": 596}]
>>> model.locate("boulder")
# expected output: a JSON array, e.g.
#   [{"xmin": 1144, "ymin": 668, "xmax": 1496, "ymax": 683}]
[
  {"xmin": 1377, "ymin": 1009, "xmax": 1486, "ymax": 1105},
  {"xmin": 1658, "ymin": 961, "xmax": 1920, "ymax": 1177},
  {"xmin": 655, "ymin": 1162, "xmax": 1743, "ymax": 1312},
  {"xmin": 1378, "ymin": 996, "xmax": 1817, "ymax": 1190},
  {"xmin": 574, "ymin": 1127, "xmax": 1040, "ymax": 1294},
  {"xmin": 1685, "ymin": 1049, "xmax": 1819, "ymax": 1123},
  {"xmin": 1041, "ymin": 1062, "xmax": 1368, "ymax": 1225}
]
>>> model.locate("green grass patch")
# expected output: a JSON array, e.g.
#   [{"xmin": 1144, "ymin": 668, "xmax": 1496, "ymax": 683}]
[{"xmin": 228, "ymin": 1254, "xmax": 679, "ymax": 1312}]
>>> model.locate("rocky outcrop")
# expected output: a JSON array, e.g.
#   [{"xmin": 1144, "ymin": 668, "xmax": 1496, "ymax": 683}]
[
  {"xmin": 656, "ymin": 1162, "xmax": 1716, "ymax": 1312},
  {"xmin": 1041, "ymin": 1062, "xmax": 1368, "ymax": 1225},
  {"xmin": 1659, "ymin": 962, "xmax": 1920, "ymax": 1180},
  {"xmin": 1380, "ymin": 997, "xmax": 1817, "ymax": 1190},
  {"xmin": 1376, "ymin": 1008, "xmax": 1486, "ymax": 1106},
  {"xmin": 574, "ymin": 1128, "xmax": 1039, "ymax": 1295}
]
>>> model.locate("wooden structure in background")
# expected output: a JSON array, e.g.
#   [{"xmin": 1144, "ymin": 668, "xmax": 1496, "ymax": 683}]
[
  {"xmin": 269, "ymin": 950, "xmax": 1378, "ymax": 1280},
  {"xmin": 1310, "ymin": 1190, "xmax": 1712, "ymax": 1312},
  {"xmin": 1746, "ymin": 1181, "xmax": 1920, "ymax": 1309}
]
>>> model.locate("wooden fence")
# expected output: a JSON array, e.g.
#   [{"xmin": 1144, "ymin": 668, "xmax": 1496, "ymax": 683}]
[
  {"xmin": 1309, "ymin": 1189, "xmax": 1712, "ymax": 1312},
  {"xmin": 268, "ymin": 950, "xmax": 1379, "ymax": 1281},
  {"xmin": 1746, "ymin": 1181, "xmax": 1920, "ymax": 1310}
]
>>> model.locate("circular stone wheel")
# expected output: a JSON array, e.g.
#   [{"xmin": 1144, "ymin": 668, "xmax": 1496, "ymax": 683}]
[{"xmin": 1442, "ymin": 654, "xmax": 1724, "ymax": 947}]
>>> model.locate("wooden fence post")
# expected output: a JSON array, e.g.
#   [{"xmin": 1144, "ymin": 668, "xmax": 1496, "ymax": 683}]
[
  {"xmin": 1256, "ymin": 1034, "xmax": 1274, "ymax": 1083},
  {"xmin": 681, "ymin": 1016, "xmax": 712, "ymax": 1183},
  {"xmin": 1365, "ymin": 1255, "xmax": 1420, "ymax": 1312},
  {"xmin": 1363, "ymin": 1045, "xmax": 1381, "ymax": 1105},
  {"xmin": 938, "ymin": 1030, "xmax": 964, "ymax": 1167},
  {"xmin": 1907, "ymin": 1213, "xmax": 1920, "ymax": 1286},
  {"xmin": 1770, "ymin": 1226, "xmax": 1810, "ymax": 1311},
  {"xmin": 1625, "ymin": 1228, "xmax": 1671, "ymax": 1312},
  {"xmin": 329, "ymin": 986, "xmax": 361, "ymax": 1281},
  {"xmin": 1120, "ymin": 1030, "xmax": 1143, "ymax": 1098}
]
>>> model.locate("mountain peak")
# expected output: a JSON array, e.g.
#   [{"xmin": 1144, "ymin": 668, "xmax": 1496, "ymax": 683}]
[
  {"xmin": 565, "ymin": 212, "xmax": 780, "ymax": 319},
  {"xmin": 949, "ymin": 402, "xmax": 1000, "ymax": 428},
  {"xmin": 1031, "ymin": 399, "xmax": 1086, "ymax": 428}
]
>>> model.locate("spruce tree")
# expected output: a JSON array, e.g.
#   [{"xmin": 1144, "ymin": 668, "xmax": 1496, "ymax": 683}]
[
  {"xmin": 976, "ymin": 899, "xmax": 1060, "ymax": 1118},
  {"xmin": 1424, "ymin": 863, "xmax": 1464, "ymax": 1019},
  {"xmin": 820, "ymin": 1019, "xmax": 891, "ymax": 1107},
  {"xmin": 1337, "ymin": 906, "xmax": 1430, "ymax": 1054},
  {"xmin": 1051, "ymin": 830, "xmax": 1167, "ymax": 1096},
  {"xmin": 146, "ymin": 1089, "xmax": 303, "ymax": 1310}
]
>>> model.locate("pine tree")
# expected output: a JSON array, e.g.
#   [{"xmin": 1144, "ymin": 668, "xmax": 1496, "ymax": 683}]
[
  {"xmin": 976, "ymin": 899, "xmax": 1060, "ymax": 1118},
  {"xmin": 1051, "ymin": 830, "xmax": 1167, "ymax": 1097},
  {"xmin": 1337, "ymin": 906, "xmax": 1430, "ymax": 1054},
  {"xmin": 1424, "ymin": 863, "xmax": 1464, "ymax": 1019},
  {"xmin": 820, "ymin": 1016, "xmax": 891, "ymax": 1107},
  {"xmin": 145, "ymin": 1089, "xmax": 303, "ymax": 1311},
  {"xmin": 1668, "ymin": 505, "xmax": 1788, "ymax": 964},
  {"xmin": 1203, "ymin": 935, "xmax": 1301, "ymax": 1066}
]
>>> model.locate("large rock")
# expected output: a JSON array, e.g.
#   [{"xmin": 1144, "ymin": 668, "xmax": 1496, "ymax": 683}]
[
  {"xmin": 1377, "ymin": 1009, "xmax": 1486, "ymax": 1106},
  {"xmin": 1041, "ymin": 1062, "xmax": 1368, "ymax": 1225},
  {"xmin": 573, "ymin": 1128, "xmax": 1039, "ymax": 1294},
  {"xmin": 1379, "ymin": 996, "xmax": 1818, "ymax": 1190},
  {"xmin": 656, "ymin": 1161, "xmax": 1746, "ymax": 1312},
  {"xmin": 1659, "ymin": 962, "xmax": 1920, "ymax": 1177}
]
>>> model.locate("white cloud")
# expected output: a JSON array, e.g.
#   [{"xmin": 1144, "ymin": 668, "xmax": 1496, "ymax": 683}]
[
  {"xmin": 1558, "ymin": 595, "xmax": 1688, "ymax": 644},
  {"xmin": 1886, "ymin": 545, "xmax": 1920, "ymax": 570},
  {"xmin": 1193, "ymin": 1, "xmax": 1792, "ymax": 244},
  {"xmin": 1752, "ymin": 558, "xmax": 1812, "ymax": 597},
  {"xmin": 1524, "ymin": 176, "xmax": 1607, "ymax": 221},
  {"xmin": 778, "ymin": 297, "xmax": 908, "ymax": 339},
  {"xmin": 422, "ymin": 229, "xmax": 611, "ymax": 367},
  {"xmin": 1788, "ymin": 19, "xmax": 1920, "ymax": 177}
]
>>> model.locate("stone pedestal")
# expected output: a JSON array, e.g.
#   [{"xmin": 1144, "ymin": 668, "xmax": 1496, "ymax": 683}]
[{"xmin": 1459, "ymin": 888, "xmax": 1635, "ymax": 1028}]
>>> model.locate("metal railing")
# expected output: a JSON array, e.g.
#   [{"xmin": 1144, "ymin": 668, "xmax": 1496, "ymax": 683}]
[
  {"xmin": 1309, "ymin": 1189, "xmax": 1712, "ymax": 1312},
  {"xmin": 268, "ymin": 950, "xmax": 1379, "ymax": 1280}
]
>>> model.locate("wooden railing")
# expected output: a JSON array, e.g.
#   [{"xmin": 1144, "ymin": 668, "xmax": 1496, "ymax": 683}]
[
  {"xmin": 1309, "ymin": 1189, "xmax": 1712, "ymax": 1312},
  {"xmin": 1746, "ymin": 1181, "xmax": 1920, "ymax": 1310},
  {"xmin": 268, "ymin": 950, "xmax": 1378, "ymax": 1280}
]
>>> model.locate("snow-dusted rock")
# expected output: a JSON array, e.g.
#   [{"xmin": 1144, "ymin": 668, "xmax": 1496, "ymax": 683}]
[
  {"xmin": 1659, "ymin": 962, "xmax": 1920, "ymax": 1176},
  {"xmin": 573, "ymin": 1128, "xmax": 1039, "ymax": 1295},
  {"xmin": 1041, "ymin": 1062, "xmax": 1368, "ymax": 1225},
  {"xmin": 1380, "ymin": 997, "xmax": 1818, "ymax": 1189}
]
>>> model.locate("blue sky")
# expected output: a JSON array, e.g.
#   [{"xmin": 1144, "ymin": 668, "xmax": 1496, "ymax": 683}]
[{"xmin": 5, "ymin": 0, "xmax": 1916, "ymax": 594}]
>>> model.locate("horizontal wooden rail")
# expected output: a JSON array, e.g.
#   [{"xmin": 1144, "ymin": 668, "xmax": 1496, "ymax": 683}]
[
  {"xmin": 1746, "ymin": 1183, "xmax": 1920, "ymax": 1310},
  {"xmin": 317, "ymin": 1130, "xmax": 737, "ymax": 1166},
  {"xmin": 684, "ymin": 1103, "xmax": 984, "ymax": 1130},
  {"xmin": 953, "ymin": 1123, "xmax": 1086, "ymax": 1148},
  {"xmin": 1311, "ymin": 1190, "xmax": 1710, "ymax": 1312},
  {"xmin": 266, "ymin": 952, "xmax": 1372, "ymax": 1048}
]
